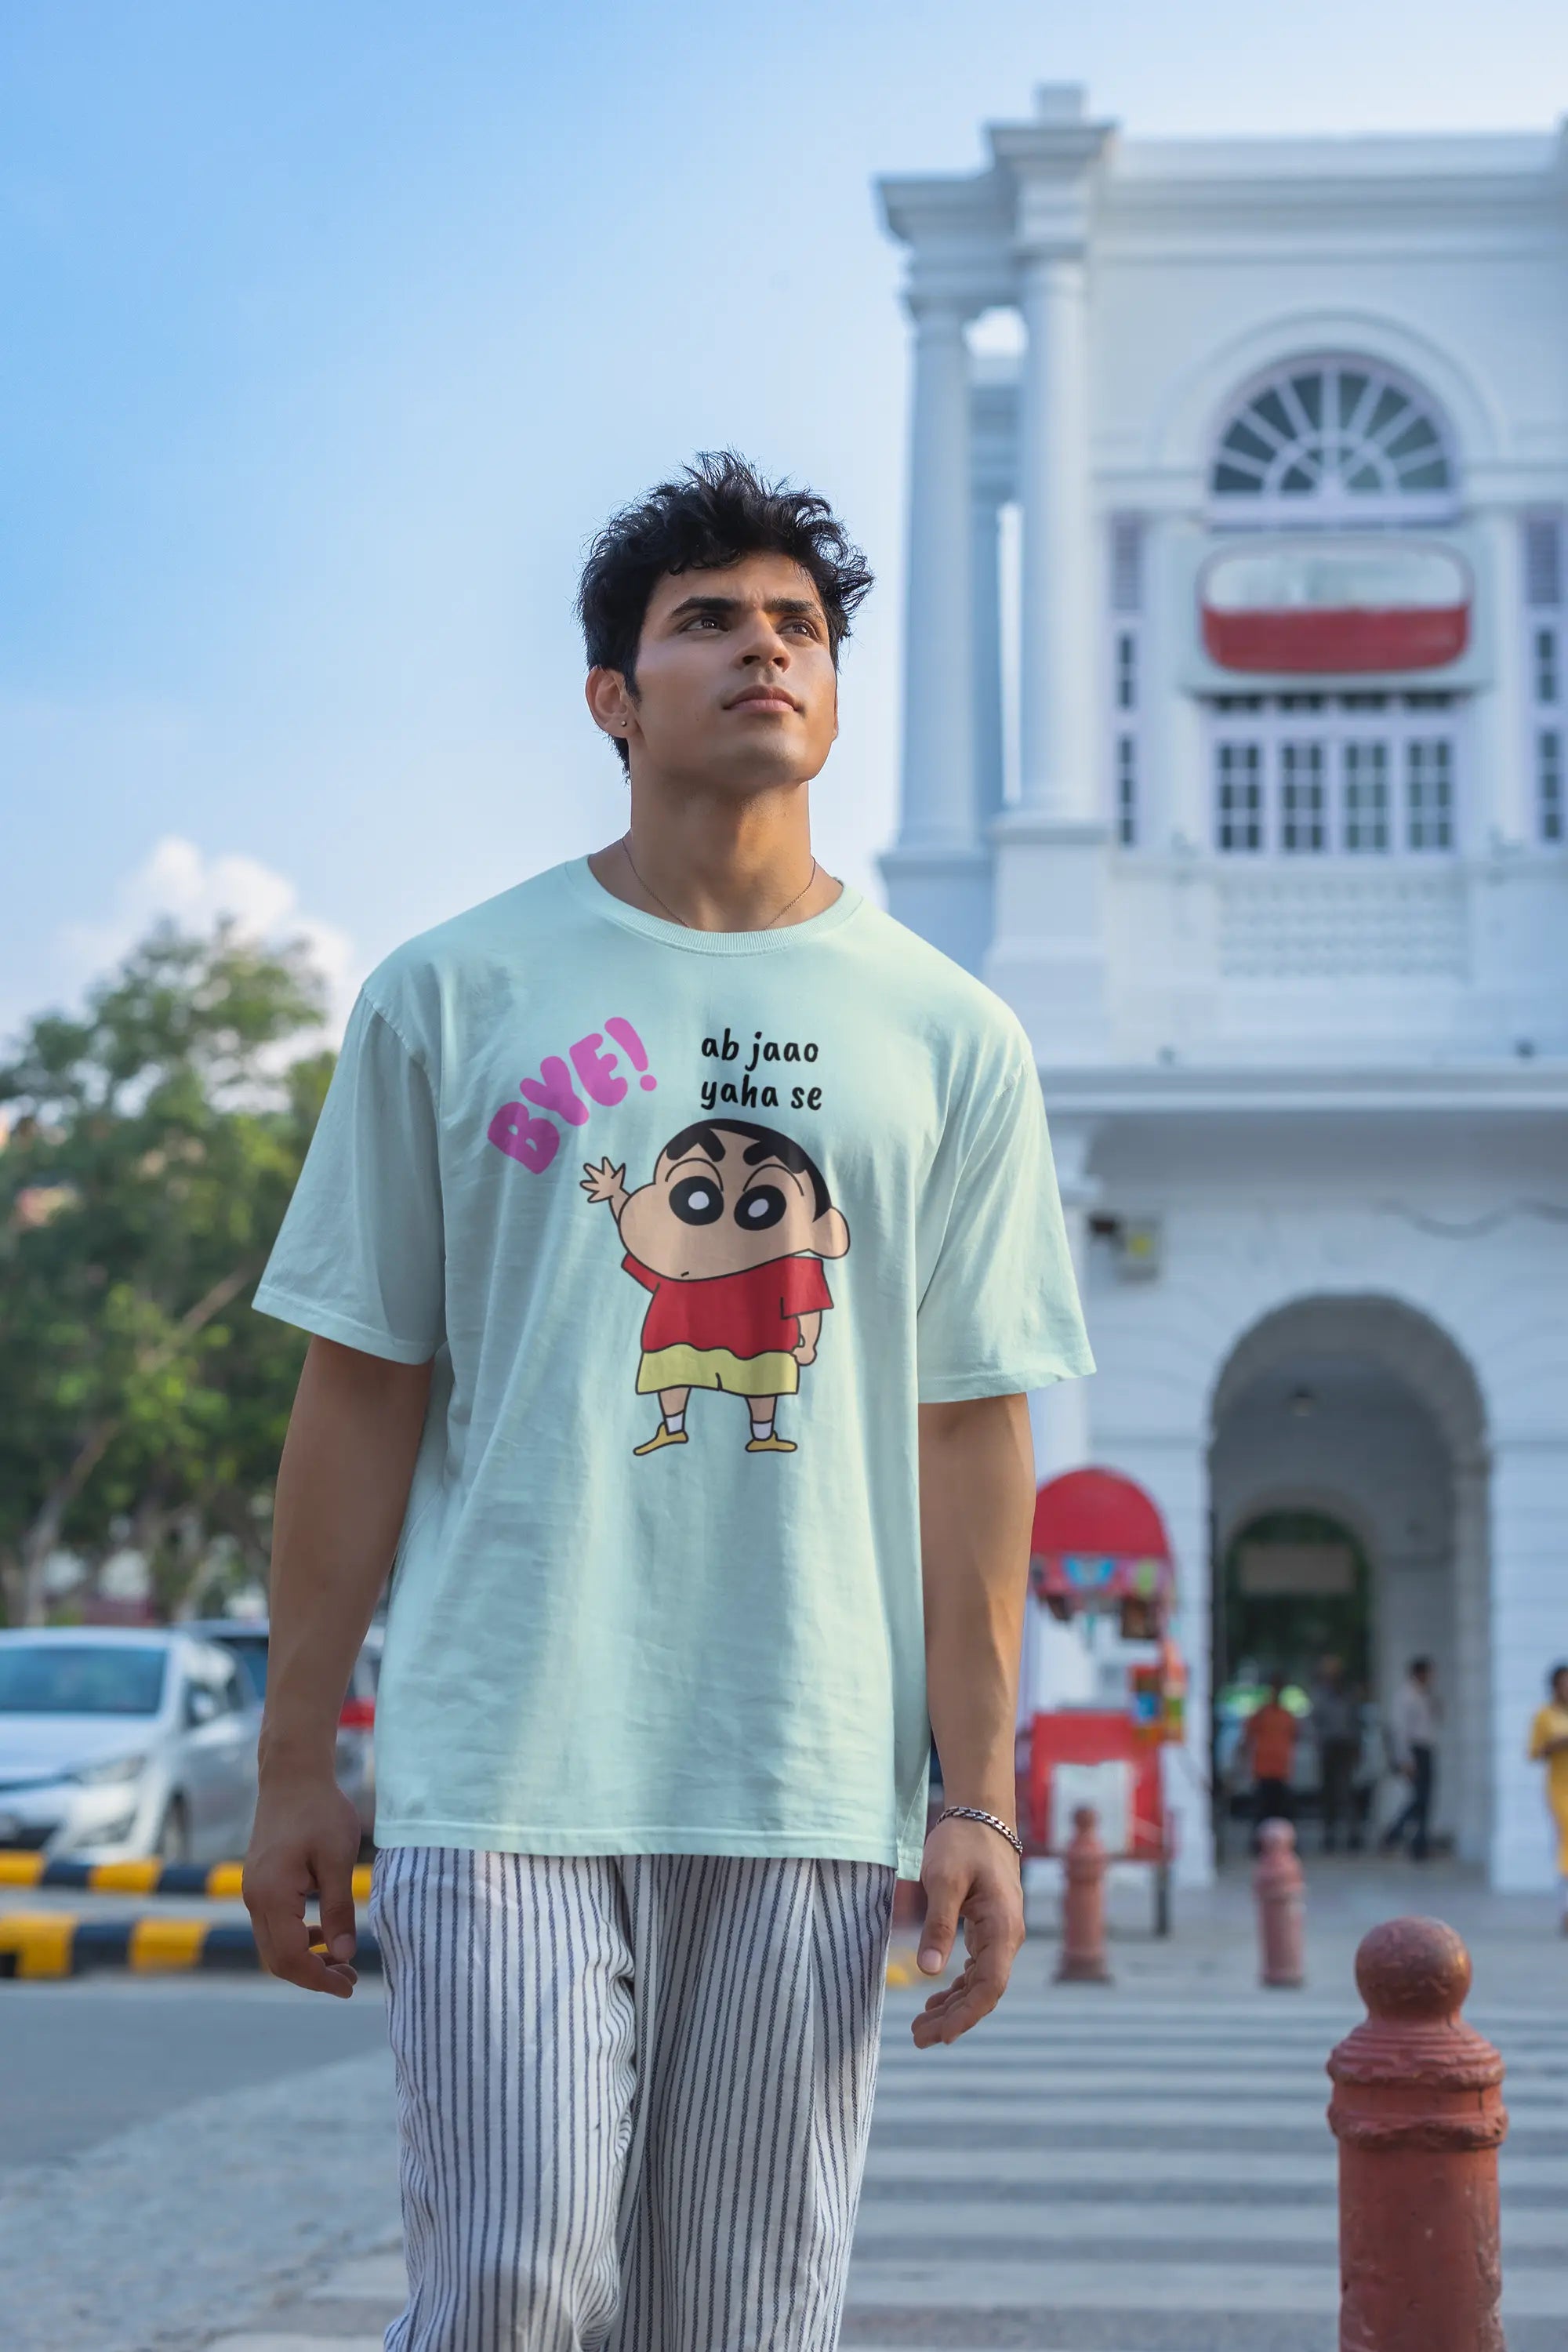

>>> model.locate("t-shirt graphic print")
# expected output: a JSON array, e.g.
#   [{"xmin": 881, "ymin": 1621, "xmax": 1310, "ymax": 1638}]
[
  {"xmin": 583, "ymin": 1115, "xmax": 848, "ymax": 1455},
  {"xmin": 253, "ymin": 855, "xmax": 1094, "ymax": 1878}
]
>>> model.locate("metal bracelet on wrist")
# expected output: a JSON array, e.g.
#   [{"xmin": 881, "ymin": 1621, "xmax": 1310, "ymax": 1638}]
[{"xmin": 933, "ymin": 1804, "xmax": 1025, "ymax": 1861}]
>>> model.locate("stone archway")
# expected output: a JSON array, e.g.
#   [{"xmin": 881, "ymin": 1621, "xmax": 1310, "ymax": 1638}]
[{"xmin": 1208, "ymin": 1295, "xmax": 1490, "ymax": 1865}]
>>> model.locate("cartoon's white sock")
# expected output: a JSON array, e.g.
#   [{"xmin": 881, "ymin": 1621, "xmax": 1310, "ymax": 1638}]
[
  {"xmin": 750, "ymin": 1409, "xmax": 775, "ymax": 1440},
  {"xmin": 664, "ymin": 1409, "xmax": 684, "ymax": 1434}
]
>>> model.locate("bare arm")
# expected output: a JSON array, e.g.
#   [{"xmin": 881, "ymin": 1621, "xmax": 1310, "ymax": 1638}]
[
  {"xmin": 911, "ymin": 1391, "xmax": 1034, "ymax": 2048},
  {"xmin": 243, "ymin": 1335, "xmax": 432, "ymax": 1997}
]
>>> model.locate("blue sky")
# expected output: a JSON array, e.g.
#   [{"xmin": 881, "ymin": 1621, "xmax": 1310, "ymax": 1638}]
[{"xmin": 5, "ymin": 0, "xmax": 1566, "ymax": 1039}]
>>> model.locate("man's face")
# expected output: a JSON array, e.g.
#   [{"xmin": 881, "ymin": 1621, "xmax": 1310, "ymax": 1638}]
[
  {"xmin": 588, "ymin": 552, "xmax": 839, "ymax": 790},
  {"xmin": 620, "ymin": 1133, "xmax": 848, "ymax": 1282}
]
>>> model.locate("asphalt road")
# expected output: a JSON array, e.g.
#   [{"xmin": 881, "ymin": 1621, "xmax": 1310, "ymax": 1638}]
[{"xmin": 0, "ymin": 1970, "xmax": 390, "ymax": 2167}]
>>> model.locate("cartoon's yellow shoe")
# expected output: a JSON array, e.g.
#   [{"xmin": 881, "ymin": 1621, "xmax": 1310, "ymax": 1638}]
[
  {"xmin": 633, "ymin": 1422, "xmax": 688, "ymax": 1455},
  {"xmin": 745, "ymin": 1432, "xmax": 797, "ymax": 1453}
]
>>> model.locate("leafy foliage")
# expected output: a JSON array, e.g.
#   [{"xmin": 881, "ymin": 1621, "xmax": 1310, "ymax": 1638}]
[{"xmin": 0, "ymin": 920, "xmax": 334, "ymax": 1624}]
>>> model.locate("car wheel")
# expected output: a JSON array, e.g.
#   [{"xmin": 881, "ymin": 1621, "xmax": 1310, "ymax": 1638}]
[{"xmin": 154, "ymin": 1797, "xmax": 191, "ymax": 1864}]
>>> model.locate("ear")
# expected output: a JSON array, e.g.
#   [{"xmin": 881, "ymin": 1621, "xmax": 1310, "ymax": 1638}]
[
  {"xmin": 586, "ymin": 666, "xmax": 636, "ymax": 743},
  {"xmin": 812, "ymin": 1206, "xmax": 851, "ymax": 1260}
]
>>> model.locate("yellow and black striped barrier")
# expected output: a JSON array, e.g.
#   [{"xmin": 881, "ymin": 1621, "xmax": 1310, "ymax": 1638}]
[
  {"xmin": 0, "ymin": 1854, "xmax": 373, "ymax": 1902},
  {"xmin": 0, "ymin": 1911, "xmax": 383, "ymax": 1980}
]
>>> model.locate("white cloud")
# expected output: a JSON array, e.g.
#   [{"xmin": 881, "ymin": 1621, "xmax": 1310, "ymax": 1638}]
[{"xmin": 60, "ymin": 835, "xmax": 358, "ymax": 1044}]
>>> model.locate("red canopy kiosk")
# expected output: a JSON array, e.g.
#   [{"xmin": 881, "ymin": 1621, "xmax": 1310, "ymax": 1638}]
[{"xmin": 1018, "ymin": 1467, "xmax": 1185, "ymax": 1931}]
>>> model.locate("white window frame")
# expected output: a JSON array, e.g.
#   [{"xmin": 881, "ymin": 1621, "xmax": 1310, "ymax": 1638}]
[
  {"xmin": 1107, "ymin": 517, "xmax": 1143, "ymax": 847},
  {"xmin": 1209, "ymin": 357, "xmax": 1457, "ymax": 529},
  {"xmin": 1207, "ymin": 694, "xmax": 1464, "ymax": 858},
  {"xmin": 1523, "ymin": 512, "xmax": 1565, "ymax": 847}
]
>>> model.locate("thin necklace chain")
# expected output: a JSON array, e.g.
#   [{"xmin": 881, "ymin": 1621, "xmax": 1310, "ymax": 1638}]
[{"xmin": 618, "ymin": 831, "xmax": 826, "ymax": 931}]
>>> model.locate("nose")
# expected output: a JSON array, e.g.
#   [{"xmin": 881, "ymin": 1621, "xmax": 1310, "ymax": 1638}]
[{"xmin": 735, "ymin": 609, "xmax": 790, "ymax": 667}]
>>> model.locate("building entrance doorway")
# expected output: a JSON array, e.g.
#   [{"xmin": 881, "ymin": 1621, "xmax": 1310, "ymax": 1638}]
[
  {"xmin": 1222, "ymin": 1506, "xmax": 1372, "ymax": 1693},
  {"xmin": 1213, "ymin": 1506, "xmax": 1373, "ymax": 1861},
  {"xmin": 1207, "ymin": 1294, "xmax": 1490, "ymax": 1872}
]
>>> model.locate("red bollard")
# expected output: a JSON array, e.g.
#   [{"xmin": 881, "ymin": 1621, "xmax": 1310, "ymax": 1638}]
[
  {"xmin": 1327, "ymin": 1916, "xmax": 1508, "ymax": 2352},
  {"xmin": 1054, "ymin": 1805, "xmax": 1112, "ymax": 1984},
  {"xmin": 1254, "ymin": 1817, "xmax": 1305, "ymax": 1987}
]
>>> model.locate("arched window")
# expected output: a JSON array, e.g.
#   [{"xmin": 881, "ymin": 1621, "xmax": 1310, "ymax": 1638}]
[{"xmin": 1210, "ymin": 361, "xmax": 1455, "ymax": 524}]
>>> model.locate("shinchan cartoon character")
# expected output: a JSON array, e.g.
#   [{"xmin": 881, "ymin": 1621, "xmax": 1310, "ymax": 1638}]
[{"xmin": 581, "ymin": 1117, "xmax": 849, "ymax": 1457}]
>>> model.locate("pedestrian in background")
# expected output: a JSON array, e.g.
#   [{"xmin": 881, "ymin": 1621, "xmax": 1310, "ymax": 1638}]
[
  {"xmin": 1243, "ymin": 1675, "xmax": 1298, "ymax": 1849},
  {"xmin": 1527, "ymin": 1663, "xmax": 1568, "ymax": 1934},
  {"xmin": 1381, "ymin": 1656, "xmax": 1440, "ymax": 1861},
  {"xmin": 1309, "ymin": 1653, "xmax": 1362, "ymax": 1854}
]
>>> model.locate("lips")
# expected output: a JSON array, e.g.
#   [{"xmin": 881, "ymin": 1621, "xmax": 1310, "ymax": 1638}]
[{"xmin": 728, "ymin": 688, "xmax": 799, "ymax": 713}]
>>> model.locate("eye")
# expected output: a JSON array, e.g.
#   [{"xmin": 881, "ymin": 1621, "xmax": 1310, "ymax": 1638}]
[
  {"xmin": 670, "ymin": 1175, "xmax": 724, "ymax": 1225},
  {"xmin": 735, "ymin": 1185, "xmax": 786, "ymax": 1232}
]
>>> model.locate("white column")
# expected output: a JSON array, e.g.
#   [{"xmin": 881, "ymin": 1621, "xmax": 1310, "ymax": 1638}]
[
  {"xmin": 1472, "ymin": 508, "xmax": 1530, "ymax": 851},
  {"xmin": 1450, "ymin": 1454, "xmax": 1492, "ymax": 1867},
  {"xmin": 899, "ymin": 295, "xmax": 975, "ymax": 849},
  {"xmin": 971, "ymin": 488, "xmax": 1006, "ymax": 828},
  {"xmin": 1490, "ymin": 1435, "xmax": 1563, "ymax": 1888},
  {"xmin": 1016, "ymin": 252, "xmax": 1095, "ymax": 821},
  {"xmin": 1022, "ymin": 1116, "xmax": 1101, "ymax": 1721}
]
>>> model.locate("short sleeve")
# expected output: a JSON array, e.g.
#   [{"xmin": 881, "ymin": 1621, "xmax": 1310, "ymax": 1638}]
[
  {"xmin": 915, "ymin": 1051, "xmax": 1094, "ymax": 1405},
  {"xmin": 252, "ymin": 992, "xmax": 445, "ymax": 1365},
  {"xmin": 621, "ymin": 1252, "xmax": 659, "ymax": 1294},
  {"xmin": 782, "ymin": 1257, "xmax": 833, "ymax": 1316}
]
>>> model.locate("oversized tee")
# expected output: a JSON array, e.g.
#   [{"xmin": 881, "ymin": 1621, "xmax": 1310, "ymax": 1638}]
[{"xmin": 253, "ymin": 855, "xmax": 1094, "ymax": 1877}]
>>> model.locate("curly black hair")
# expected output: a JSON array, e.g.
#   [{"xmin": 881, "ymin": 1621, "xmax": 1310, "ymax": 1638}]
[{"xmin": 576, "ymin": 450, "xmax": 873, "ymax": 768}]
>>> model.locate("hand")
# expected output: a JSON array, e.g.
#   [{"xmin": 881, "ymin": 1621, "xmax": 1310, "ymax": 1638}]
[
  {"xmin": 243, "ymin": 1770, "xmax": 364, "ymax": 1998},
  {"xmin": 579, "ymin": 1157, "xmax": 626, "ymax": 1204},
  {"xmin": 793, "ymin": 1338, "xmax": 816, "ymax": 1365},
  {"xmin": 910, "ymin": 1814, "xmax": 1024, "ymax": 2049}
]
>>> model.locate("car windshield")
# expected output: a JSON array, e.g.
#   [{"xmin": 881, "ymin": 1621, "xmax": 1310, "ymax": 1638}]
[
  {"xmin": 220, "ymin": 1639, "xmax": 268, "ymax": 1700},
  {"xmin": 0, "ymin": 1646, "xmax": 167, "ymax": 1716}
]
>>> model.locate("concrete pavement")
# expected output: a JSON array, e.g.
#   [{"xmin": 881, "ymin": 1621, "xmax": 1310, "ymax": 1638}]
[{"xmin": 1, "ymin": 1857, "xmax": 1562, "ymax": 2350}]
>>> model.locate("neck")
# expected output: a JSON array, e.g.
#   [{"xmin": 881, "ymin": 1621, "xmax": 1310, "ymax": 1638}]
[{"xmin": 587, "ymin": 778, "xmax": 840, "ymax": 932}]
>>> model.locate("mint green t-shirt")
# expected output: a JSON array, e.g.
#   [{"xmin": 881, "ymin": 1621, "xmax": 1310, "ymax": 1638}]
[{"xmin": 254, "ymin": 855, "xmax": 1094, "ymax": 1877}]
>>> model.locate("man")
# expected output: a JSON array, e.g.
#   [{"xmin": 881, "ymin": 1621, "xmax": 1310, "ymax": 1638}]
[
  {"xmin": 243, "ymin": 453, "xmax": 1094, "ymax": 2350},
  {"xmin": 1382, "ymin": 1656, "xmax": 1440, "ymax": 1861},
  {"xmin": 1310, "ymin": 1653, "xmax": 1363, "ymax": 1855},
  {"xmin": 1243, "ymin": 1674, "xmax": 1298, "ymax": 1848}
]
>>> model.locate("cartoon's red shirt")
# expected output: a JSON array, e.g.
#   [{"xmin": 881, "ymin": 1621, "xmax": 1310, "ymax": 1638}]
[{"xmin": 622, "ymin": 1251, "xmax": 833, "ymax": 1359}]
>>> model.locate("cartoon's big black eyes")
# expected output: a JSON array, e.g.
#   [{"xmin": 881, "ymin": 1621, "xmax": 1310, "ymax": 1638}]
[
  {"xmin": 735, "ymin": 1185, "xmax": 786, "ymax": 1232},
  {"xmin": 670, "ymin": 1175, "xmax": 724, "ymax": 1225}
]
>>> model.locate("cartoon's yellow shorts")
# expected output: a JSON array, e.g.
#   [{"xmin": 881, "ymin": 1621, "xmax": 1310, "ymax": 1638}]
[{"xmin": 637, "ymin": 1344, "xmax": 799, "ymax": 1396}]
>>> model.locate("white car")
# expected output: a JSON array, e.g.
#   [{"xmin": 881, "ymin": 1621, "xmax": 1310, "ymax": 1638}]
[
  {"xmin": 185, "ymin": 1617, "xmax": 383, "ymax": 1847},
  {"xmin": 0, "ymin": 1628, "xmax": 260, "ymax": 1864}
]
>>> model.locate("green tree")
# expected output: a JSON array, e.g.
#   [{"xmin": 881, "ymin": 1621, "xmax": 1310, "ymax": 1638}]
[{"xmin": 0, "ymin": 919, "xmax": 334, "ymax": 1625}]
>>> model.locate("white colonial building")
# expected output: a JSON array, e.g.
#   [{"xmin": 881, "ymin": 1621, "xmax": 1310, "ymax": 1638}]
[{"xmin": 879, "ymin": 88, "xmax": 1568, "ymax": 1889}]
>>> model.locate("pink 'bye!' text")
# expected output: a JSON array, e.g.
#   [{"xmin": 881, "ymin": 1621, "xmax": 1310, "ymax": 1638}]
[{"xmin": 488, "ymin": 1016, "xmax": 656, "ymax": 1174}]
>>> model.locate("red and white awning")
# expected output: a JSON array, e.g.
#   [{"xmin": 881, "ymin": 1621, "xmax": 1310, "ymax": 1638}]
[{"xmin": 1200, "ymin": 539, "xmax": 1471, "ymax": 673}]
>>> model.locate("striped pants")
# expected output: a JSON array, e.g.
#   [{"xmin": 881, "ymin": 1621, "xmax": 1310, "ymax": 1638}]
[{"xmin": 370, "ymin": 1847, "xmax": 895, "ymax": 2351}]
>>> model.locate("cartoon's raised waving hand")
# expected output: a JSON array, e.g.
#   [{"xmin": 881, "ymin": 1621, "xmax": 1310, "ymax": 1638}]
[{"xmin": 580, "ymin": 1156, "xmax": 629, "ymax": 1218}]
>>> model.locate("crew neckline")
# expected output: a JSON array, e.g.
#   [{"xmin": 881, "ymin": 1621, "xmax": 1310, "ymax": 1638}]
[{"xmin": 563, "ymin": 853, "xmax": 866, "ymax": 956}]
